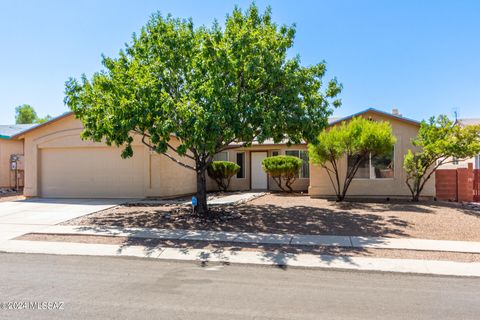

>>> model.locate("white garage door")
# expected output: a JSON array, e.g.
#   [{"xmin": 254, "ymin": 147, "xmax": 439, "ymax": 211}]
[{"xmin": 39, "ymin": 147, "xmax": 145, "ymax": 198}]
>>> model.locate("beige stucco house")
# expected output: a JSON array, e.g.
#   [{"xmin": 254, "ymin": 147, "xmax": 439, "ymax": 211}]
[
  {"xmin": 13, "ymin": 112, "xmax": 308, "ymax": 198},
  {"xmin": 12, "ymin": 108, "xmax": 433, "ymax": 199},
  {"xmin": 309, "ymin": 108, "xmax": 435, "ymax": 199},
  {"xmin": 0, "ymin": 124, "xmax": 35, "ymax": 188}
]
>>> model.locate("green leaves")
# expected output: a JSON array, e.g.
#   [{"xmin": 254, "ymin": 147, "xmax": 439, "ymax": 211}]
[
  {"xmin": 262, "ymin": 155, "xmax": 303, "ymax": 192},
  {"xmin": 14, "ymin": 104, "xmax": 51, "ymax": 125},
  {"xmin": 64, "ymin": 3, "xmax": 340, "ymax": 169},
  {"xmin": 309, "ymin": 117, "xmax": 396, "ymax": 200},
  {"xmin": 262, "ymin": 155, "xmax": 303, "ymax": 177},
  {"xmin": 403, "ymin": 115, "xmax": 480, "ymax": 201},
  {"xmin": 309, "ymin": 117, "xmax": 396, "ymax": 166},
  {"xmin": 207, "ymin": 161, "xmax": 240, "ymax": 191}
]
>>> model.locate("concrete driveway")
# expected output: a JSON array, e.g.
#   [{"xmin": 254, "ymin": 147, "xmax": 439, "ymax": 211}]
[{"xmin": 0, "ymin": 198, "xmax": 123, "ymax": 242}]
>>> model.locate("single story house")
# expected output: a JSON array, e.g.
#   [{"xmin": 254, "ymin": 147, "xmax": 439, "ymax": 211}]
[
  {"xmin": 0, "ymin": 124, "xmax": 36, "ymax": 188},
  {"xmin": 308, "ymin": 108, "xmax": 435, "ymax": 198},
  {"xmin": 11, "ymin": 108, "xmax": 434, "ymax": 199}
]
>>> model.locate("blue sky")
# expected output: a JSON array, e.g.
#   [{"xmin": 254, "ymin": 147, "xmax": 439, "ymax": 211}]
[{"xmin": 1, "ymin": 0, "xmax": 479, "ymax": 124}]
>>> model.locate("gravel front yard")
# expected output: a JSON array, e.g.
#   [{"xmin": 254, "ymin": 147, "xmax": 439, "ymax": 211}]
[
  {"xmin": 65, "ymin": 193, "xmax": 480, "ymax": 241},
  {"xmin": 0, "ymin": 190, "xmax": 24, "ymax": 202}
]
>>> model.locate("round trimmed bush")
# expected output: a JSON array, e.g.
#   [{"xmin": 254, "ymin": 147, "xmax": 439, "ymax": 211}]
[
  {"xmin": 207, "ymin": 161, "xmax": 240, "ymax": 191},
  {"xmin": 262, "ymin": 155, "xmax": 302, "ymax": 192}
]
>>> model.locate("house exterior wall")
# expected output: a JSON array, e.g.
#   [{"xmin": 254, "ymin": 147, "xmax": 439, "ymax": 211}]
[
  {"xmin": 20, "ymin": 110, "xmax": 429, "ymax": 199},
  {"xmin": 0, "ymin": 139, "xmax": 24, "ymax": 188},
  {"xmin": 148, "ymin": 141, "xmax": 197, "ymax": 198},
  {"xmin": 439, "ymin": 155, "xmax": 480, "ymax": 170},
  {"xmin": 309, "ymin": 111, "xmax": 435, "ymax": 198},
  {"xmin": 21, "ymin": 114, "xmax": 196, "ymax": 198},
  {"xmin": 207, "ymin": 144, "xmax": 309, "ymax": 192},
  {"xmin": 20, "ymin": 113, "xmax": 307, "ymax": 198}
]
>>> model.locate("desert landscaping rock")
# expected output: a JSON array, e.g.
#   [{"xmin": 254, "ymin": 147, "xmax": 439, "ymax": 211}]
[{"xmin": 65, "ymin": 193, "xmax": 480, "ymax": 241}]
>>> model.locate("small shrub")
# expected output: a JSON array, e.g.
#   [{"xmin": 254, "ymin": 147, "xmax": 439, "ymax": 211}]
[
  {"xmin": 207, "ymin": 161, "xmax": 240, "ymax": 191},
  {"xmin": 262, "ymin": 155, "xmax": 302, "ymax": 192}
]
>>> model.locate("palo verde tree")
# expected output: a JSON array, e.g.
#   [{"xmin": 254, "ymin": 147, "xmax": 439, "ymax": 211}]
[
  {"xmin": 64, "ymin": 4, "xmax": 341, "ymax": 216},
  {"xmin": 309, "ymin": 117, "xmax": 396, "ymax": 201},
  {"xmin": 404, "ymin": 115, "xmax": 480, "ymax": 201}
]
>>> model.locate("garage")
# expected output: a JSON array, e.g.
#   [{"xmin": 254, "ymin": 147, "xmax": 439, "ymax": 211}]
[{"xmin": 39, "ymin": 146, "xmax": 145, "ymax": 198}]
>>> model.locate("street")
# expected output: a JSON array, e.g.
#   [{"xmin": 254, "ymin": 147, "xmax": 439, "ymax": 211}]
[{"xmin": 0, "ymin": 253, "xmax": 479, "ymax": 319}]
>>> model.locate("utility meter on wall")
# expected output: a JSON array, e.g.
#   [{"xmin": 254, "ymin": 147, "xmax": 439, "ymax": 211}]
[{"xmin": 10, "ymin": 155, "xmax": 19, "ymax": 170}]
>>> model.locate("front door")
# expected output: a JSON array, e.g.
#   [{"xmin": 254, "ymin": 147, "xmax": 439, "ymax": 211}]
[{"xmin": 251, "ymin": 152, "xmax": 268, "ymax": 190}]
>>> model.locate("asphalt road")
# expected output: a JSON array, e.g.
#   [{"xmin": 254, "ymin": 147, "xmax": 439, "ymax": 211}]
[{"xmin": 0, "ymin": 253, "xmax": 479, "ymax": 319}]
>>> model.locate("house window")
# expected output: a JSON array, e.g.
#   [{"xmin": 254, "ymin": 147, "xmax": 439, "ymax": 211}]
[
  {"xmin": 476, "ymin": 154, "xmax": 480, "ymax": 169},
  {"xmin": 272, "ymin": 151, "xmax": 279, "ymax": 157},
  {"xmin": 452, "ymin": 157, "xmax": 459, "ymax": 165},
  {"xmin": 213, "ymin": 151, "xmax": 228, "ymax": 162},
  {"xmin": 236, "ymin": 152, "xmax": 245, "ymax": 178},
  {"xmin": 348, "ymin": 155, "xmax": 369, "ymax": 178},
  {"xmin": 285, "ymin": 150, "xmax": 310, "ymax": 178},
  {"xmin": 348, "ymin": 148, "xmax": 394, "ymax": 179}
]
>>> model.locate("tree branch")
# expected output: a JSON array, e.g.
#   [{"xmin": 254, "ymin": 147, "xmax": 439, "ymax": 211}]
[
  {"xmin": 166, "ymin": 142, "xmax": 195, "ymax": 160},
  {"xmin": 322, "ymin": 164, "xmax": 339, "ymax": 196},
  {"xmin": 141, "ymin": 134, "xmax": 196, "ymax": 171},
  {"xmin": 160, "ymin": 151, "xmax": 197, "ymax": 171}
]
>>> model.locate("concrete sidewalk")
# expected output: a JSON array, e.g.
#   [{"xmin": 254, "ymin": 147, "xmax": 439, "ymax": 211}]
[
  {"xmin": 1, "ymin": 239, "xmax": 480, "ymax": 277},
  {"xmin": 30, "ymin": 225, "xmax": 480, "ymax": 254},
  {"xmin": 1, "ymin": 196, "xmax": 480, "ymax": 277}
]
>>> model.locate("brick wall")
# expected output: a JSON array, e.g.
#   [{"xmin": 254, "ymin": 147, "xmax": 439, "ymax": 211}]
[
  {"xmin": 475, "ymin": 169, "xmax": 480, "ymax": 202},
  {"xmin": 435, "ymin": 169, "xmax": 458, "ymax": 201},
  {"xmin": 436, "ymin": 163, "xmax": 476, "ymax": 202}
]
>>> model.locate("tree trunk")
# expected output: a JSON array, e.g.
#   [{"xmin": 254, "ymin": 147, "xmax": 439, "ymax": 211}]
[
  {"xmin": 271, "ymin": 176, "xmax": 286, "ymax": 192},
  {"xmin": 196, "ymin": 169, "xmax": 209, "ymax": 217},
  {"xmin": 411, "ymin": 193, "xmax": 420, "ymax": 202}
]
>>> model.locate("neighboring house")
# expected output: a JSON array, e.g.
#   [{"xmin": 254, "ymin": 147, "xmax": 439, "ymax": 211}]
[
  {"xmin": 13, "ymin": 108, "xmax": 434, "ymax": 199},
  {"xmin": 309, "ymin": 108, "xmax": 435, "ymax": 199},
  {"xmin": 438, "ymin": 118, "xmax": 480, "ymax": 169},
  {"xmin": 0, "ymin": 124, "xmax": 36, "ymax": 188}
]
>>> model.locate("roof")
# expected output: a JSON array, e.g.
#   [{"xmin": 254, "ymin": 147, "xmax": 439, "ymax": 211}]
[
  {"xmin": 457, "ymin": 118, "xmax": 480, "ymax": 126},
  {"xmin": 10, "ymin": 108, "xmax": 420, "ymax": 142},
  {"xmin": 0, "ymin": 124, "xmax": 37, "ymax": 139},
  {"xmin": 328, "ymin": 107, "xmax": 420, "ymax": 127},
  {"xmin": 10, "ymin": 112, "xmax": 74, "ymax": 139}
]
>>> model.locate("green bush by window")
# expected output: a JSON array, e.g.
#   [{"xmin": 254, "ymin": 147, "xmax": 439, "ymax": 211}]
[
  {"xmin": 207, "ymin": 161, "xmax": 240, "ymax": 191},
  {"xmin": 262, "ymin": 155, "xmax": 302, "ymax": 192}
]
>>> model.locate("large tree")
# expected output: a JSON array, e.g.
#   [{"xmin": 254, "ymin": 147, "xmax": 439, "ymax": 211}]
[
  {"xmin": 404, "ymin": 115, "xmax": 480, "ymax": 201},
  {"xmin": 64, "ymin": 5, "xmax": 341, "ymax": 216},
  {"xmin": 309, "ymin": 117, "xmax": 396, "ymax": 201},
  {"xmin": 15, "ymin": 104, "xmax": 38, "ymax": 124},
  {"xmin": 15, "ymin": 104, "xmax": 52, "ymax": 124}
]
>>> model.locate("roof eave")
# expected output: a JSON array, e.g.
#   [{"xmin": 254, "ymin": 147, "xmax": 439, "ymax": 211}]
[
  {"xmin": 328, "ymin": 108, "xmax": 420, "ymax": 127},
  {"xmin": 10, "ymin": 112, "xmax": 74, "ymax": 139}
]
